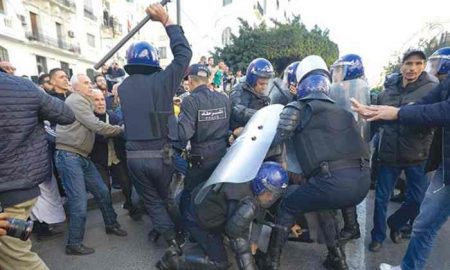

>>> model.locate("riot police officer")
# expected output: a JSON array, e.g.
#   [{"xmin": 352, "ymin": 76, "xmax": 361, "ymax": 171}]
[
  {"xmin": 265, "ymin": 55, "xmax": 370, "ymax": 270},
  {"xmin": 330, "ymin": 54, "xmax": 370, "ymax": 242},
  {"xmin": 177, "ymin": 63, "xmax": 231, "ymax": 218},
  {"xmin": 157, "ymin": 162, "xmax": 288, "ymax": 270},
  {"xmin": 230, "ymin": 58, "xmax": 274, "ymax": 130},
  {"xmin": 118, "ymin": 3, "xmax": 192, "ymax": 250},
  {"xmin": 267, "ymin": 61, "xmax": 299, "ymax": 106}
]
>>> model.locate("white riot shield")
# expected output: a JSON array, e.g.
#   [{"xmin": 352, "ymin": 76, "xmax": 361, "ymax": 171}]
[
  {"xmin": 329, "ymin": 78, "xmax": 370, "ymax": 140},
  {"xmin": 195, "ymin": 104, "xmax": 284, "ymax": 204}
]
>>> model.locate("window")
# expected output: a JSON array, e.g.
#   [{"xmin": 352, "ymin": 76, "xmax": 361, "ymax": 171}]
[
  {"xmin": 223, "ymin": 0, "xmax": 232, "ymax": 6},
  {"xmin": 222, "ymin": 27, "xmax": 232, "ymax": 46},
  {"xmin": 87, "ymin": 33, "xmax": 95, "ymax": 47},
  {"xmin": 0, "ymin": 46, "xmax": 9, "ymax": 61},
  {"xmin": 36, "ymin": 55, "xmax": 48, "ymax": 74},
  {"xmin": 0, "ymin": 0, "xmax": 5, "ymax": 14},
  {"xmin": 158, "ymin": 47, "xmax": 167, "ymax": 59},
  {"xmin": 61, "ymin": 61, "xmax": 70, "ymax": 77}
]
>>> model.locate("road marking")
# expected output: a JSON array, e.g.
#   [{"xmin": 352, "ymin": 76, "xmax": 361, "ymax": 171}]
[{"xmin": 346, "ymin": 198, "xmax": 367, "ymax": 270}]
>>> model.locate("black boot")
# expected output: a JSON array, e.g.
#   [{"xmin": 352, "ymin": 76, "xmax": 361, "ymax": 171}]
[
  {"xmin": 340, "ymin": 206, "xmax": 360, "ymax": 242},
  {"xmin": 156, "ymin": 248, "xmax": 229, "ymax": 270},
  {"xmin": 33, "ymin": 221, "xmax": 62, "ymax": 241},
  {"xmin": 264, "ymin": 224, "xmax": 290, "ymax": 270},
  {"xmin": 323, "ymin": 243, "xmax": 349, "ymax": 270},
  {"xmin": 163, "ymin": 230, "xmax": 183, "ymax": 255}
]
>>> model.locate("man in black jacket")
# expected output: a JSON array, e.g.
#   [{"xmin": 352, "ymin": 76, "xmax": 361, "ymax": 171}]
[
  {"xmin": 369, "ymin": 49, "xmax": 439, "ymax": 252},
  {"xmin": 0, "ymin": 71, "xmax": 75, "ymax": 269}
]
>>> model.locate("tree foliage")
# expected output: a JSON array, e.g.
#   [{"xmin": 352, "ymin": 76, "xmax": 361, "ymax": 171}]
[{"xmin": 211, "ymin": 16, "xmax": 339, "ymax": 75}]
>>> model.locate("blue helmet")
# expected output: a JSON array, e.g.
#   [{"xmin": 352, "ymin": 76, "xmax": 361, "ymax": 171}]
[
  {"xmin": 294, "ymin": 55, "xmax": 332, "ymax": 100},
  {"xmin": 245, "ymin": 58, "xmax": 275, "ymax": 87},
  {"xmin": 330, "ymin": 54, "xmax": 365, "ymax": 83},
  {"xmin": 252, "ymin": 162, "xmax": 288, "ymax": 199},
  {"xmin": 283, "ymin": 61, "xmax": 300, "ymax": 87},
  {"xmin": 296, "ymin": 73, "xmax": 331, "ymax": 100},
  {"xmin": 426, "ymin": 47, "xmax": 450, "ymax": 76},
  {"xmin": 124, "ymin": 41, "xmax": 161, "ymax": 74}
]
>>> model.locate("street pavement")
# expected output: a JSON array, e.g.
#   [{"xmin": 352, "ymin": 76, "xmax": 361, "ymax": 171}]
[{"xmin": 33, "ymin": 191, "xmax": 450, "ymax": 270}]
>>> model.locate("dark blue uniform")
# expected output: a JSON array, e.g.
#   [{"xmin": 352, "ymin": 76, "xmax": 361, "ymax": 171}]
[
  {"xmin": 177, "ymin": 85, "xmax": 231, "ymax": 217},
  {"xmin": 230, "ymin": 82, "xmax": 270, "ymax": 130},
  {"xmin": 118, "ymin": 25, "xmax": 192, "ymax": 238}
]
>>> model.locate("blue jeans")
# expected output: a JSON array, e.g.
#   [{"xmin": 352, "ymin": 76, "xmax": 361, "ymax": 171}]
[
  {"xmin": 401, "ymin": 165, "xmax": 450, "ymax": 270},
  {"xmin": 371, "ymin": 163, "xmax": 428, "ymax": 243},
  {"xmin": 55, "ymin": 150, "xmax": 118, "ymax": 246}
]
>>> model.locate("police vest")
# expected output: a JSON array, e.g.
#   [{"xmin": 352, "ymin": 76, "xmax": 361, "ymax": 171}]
[
  {"xmin": 292, "ymin": 100, "xmax": 369, "ymax": 177},
  {"xmin": 118, "ymin": 75, "xmax": 177, "ymax": 141},
  {"xmin": 189, "ymin": 86, "xmax": 230, "ymax": 156},
  {"xmin": 194, "ymin": 182, "xmax": 253, "ymax": 231}
]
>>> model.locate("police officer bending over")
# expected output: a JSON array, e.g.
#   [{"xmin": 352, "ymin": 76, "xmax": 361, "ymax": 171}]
[
  {"xmin": 157, "ymin": 162, "xmax": 288, "ymax": 270},
  {"xmin": 264, "ymin": 56, "xmax": 370, "ymax": 270},
  {"xmin": 118, "ymin": 3, "xmax": 192, "ymax": 251},
  {"xmin": 177, "ymin": 64, "xmax": 231, "ymax": 214}
]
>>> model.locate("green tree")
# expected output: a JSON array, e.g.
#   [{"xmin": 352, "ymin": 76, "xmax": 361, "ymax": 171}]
[{"xmin": 211, "ymin": 16, "xmax": 339, "ymax": 75}]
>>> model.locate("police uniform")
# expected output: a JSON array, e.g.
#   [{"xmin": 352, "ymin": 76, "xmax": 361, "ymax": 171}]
[
  {"xmin": 265, "ymin": 56, "xmax": 370, "ymax": 270},
  {"xmin": 177, "ymin": 65, "xmax": 231, "ymax": 194},
  {"xmin": 230, "ymin": 82, "xmax": 270, "ymax": 130},
  {"xmin": 157, "ymin": 162, "xmax": 288, "ymax": 270},
  {"xmin": 118, "ymin": 25, "xmax": 192, "ymax": 244}
]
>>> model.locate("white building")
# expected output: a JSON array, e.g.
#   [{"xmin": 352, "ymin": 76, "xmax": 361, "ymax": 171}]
[
  {"xmin": 172, "ymin": 0, "xmax": 291, "ymax": 64},
  {"xmin": 0, "ymin": 0, "xmax": 292, "ymax": 79}
]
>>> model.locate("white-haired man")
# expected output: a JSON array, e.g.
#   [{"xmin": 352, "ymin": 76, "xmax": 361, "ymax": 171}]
[{"xmin": 54, "ymin": 74, "xmax": 127, "ymax": 256}]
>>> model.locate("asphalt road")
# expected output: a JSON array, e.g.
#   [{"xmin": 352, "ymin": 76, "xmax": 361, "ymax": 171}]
[{"xmin": 33, "ymin": 191, "xmax": 450, "ymax": 270}]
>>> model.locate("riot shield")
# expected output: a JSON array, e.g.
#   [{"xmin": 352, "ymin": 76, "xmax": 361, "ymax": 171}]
[
  {"xmin": 268, "ymin": 78, "xmax": 294, "ymax": 105},
  {"xmin": 195, "ymin": 104, "xmax": 284, "ymax": 204},
  {"xmin": 329, "ymin": 78, "xmax": 370, "ymax": 140}
]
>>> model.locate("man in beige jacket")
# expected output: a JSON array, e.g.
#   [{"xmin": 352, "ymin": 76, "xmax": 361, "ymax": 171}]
[{"xmin": 55, "ymin": 74, "xmax": 127, "ymax": 256}]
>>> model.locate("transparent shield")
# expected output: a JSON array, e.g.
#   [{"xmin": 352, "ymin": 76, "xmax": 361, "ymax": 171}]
[
  {"xmin": 268, "ymin": 78, "xmax": 293, "ymax": 105},
  {"xmin": 329, "ymin": 78, "xmax": 370, "ymax": 140}
]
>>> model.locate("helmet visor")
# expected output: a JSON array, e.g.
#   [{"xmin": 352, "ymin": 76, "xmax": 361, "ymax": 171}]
[
  {"xmin": 258, "ymin": 177, "xmax": 287, "ymax": 208},
  {"xmin": 330, "ymin": 64, "xmax": 348, "ymax": 83},
  {"xmin": 426, "ymin": 57, "xmax": 444, "ymax": 76}
]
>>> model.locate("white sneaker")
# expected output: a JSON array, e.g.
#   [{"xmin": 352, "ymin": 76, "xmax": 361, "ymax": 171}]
[{"xmin": 379, "ymin": 263, "xmax": 402, "ymax": 270}]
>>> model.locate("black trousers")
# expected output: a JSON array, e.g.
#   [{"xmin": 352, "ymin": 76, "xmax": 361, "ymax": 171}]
[
  {"xmin": 94, "ymin": 161, "xmax": 132, "ymax": 205},
  {"xmin": 127, "ymin": 157, "xmax": 176, "ymax": 233}
]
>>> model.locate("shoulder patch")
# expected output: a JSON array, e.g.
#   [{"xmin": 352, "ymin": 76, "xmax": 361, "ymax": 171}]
[{"xmin": 198, "ymin": 107, "xmax": 227, "ymax": 122}]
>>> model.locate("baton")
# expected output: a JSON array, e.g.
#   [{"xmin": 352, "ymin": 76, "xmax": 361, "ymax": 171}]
[{"xmin": 94, "ymin": 0, "xmax": 171, "ymax": 70}]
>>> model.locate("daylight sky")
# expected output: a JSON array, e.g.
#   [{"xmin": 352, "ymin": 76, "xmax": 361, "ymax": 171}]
[{"xmin": 289, "ymin": 0, "xmax": 449, "ymax": 86}]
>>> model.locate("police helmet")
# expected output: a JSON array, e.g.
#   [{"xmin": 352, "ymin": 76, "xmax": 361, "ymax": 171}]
[
  {"xmin": 426, "ymin": 47, "xmax": 450, "ymax": 76},
  {"xmin": 294, "ymin": 55, "xmax": 332, "ymax": 100},
  {"xmin": 252, "ymin": 162, "xmax": 288, "ymax": 199},
  {"xmin": 330, "ymin": 54, "xmax": 365, "ymax": 83},
  {"xmin": 245, "ymin": 58, "xmax": 275, "ymax": 87},
  {"xmin": 124, "ymin": 41, "xmax": 161, "ymax": 75},
  {"xmin": 282, "ymin": 61, "xmax": 300, "ymax": 87}
]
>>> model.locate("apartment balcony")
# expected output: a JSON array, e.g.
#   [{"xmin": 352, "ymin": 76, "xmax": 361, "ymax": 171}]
[
  {"xmin": 48, "ymin": 0, "xmax": 76, "ymax": 12},
  {"xmin": 84, "ymin": 8, "xmax": 97, "ymax": 21},
  {"xmin": 25, "ymin": 31, "xmax": 81, "ymax": 54}
]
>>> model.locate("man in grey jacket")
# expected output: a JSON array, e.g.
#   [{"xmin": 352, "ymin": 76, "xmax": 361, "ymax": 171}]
[{"xmin": 55, "ymin": 74, "xmax": 127, "ymax": 256}]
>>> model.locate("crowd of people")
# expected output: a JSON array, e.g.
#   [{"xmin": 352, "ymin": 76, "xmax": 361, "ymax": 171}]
[{"xmin": 1, "ymin": 3, "xmax": 450, "ymax": 270}]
